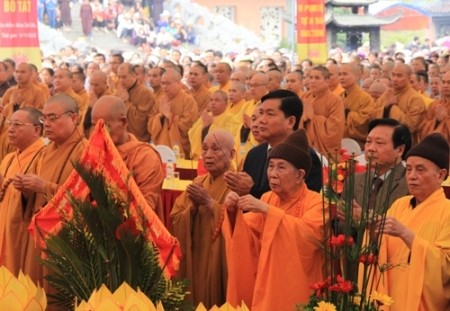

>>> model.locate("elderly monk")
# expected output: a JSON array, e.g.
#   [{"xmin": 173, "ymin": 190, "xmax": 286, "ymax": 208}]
[
  {"xmin": 420, "ymin": 71, "xmax": 450, "ymax": 140},
  {"xmin": 227, "ymin": 81, "xmax": 248, "ymax": 116},
  {"xmin": 91, "ymin": 95, "xmax": 165, "ymax": 220},
  {"xmin": 339, "ymin": 63, "xmax": 375, "ymax": 147},
  {"xmin": 116, "ymin": 63, "xmax": 156, "ymax": 142},
  {"xmin": 374, "ymin": 64, "xmax": 426, "ymax": 144},
  {"xmin": 210, "ymin": 62, "xmax": 232, "ymax": 93},
  {"xmin": 188, "ymin": 63, "xmax": 211, "ymax": 113},
  {"xmin": 170, "ymin": 129, "xmax": 235, "ymax": 308},
  {"xmin": 0, "ymin": 108, "xmax": 45, "ymax": 277},
  {"xmin": 15, "ymin": 94, "xmax": 87, "ymax": 284},
  {"xmin": 373, "ymin": 133, "xmax": 450, "ymax": 311},
  {"xmin": 188, "ymin": 90, "xmax": 241, "ymax": 160},
  {"xmin": 223, "ymin": 129, "xmax": 327, "ymax": 310},
  {"xmin": 148, "ymin": 69, "xmax": 198, "ymax": 158},
  {"xmin": 302, "ymin": 65, "xmax": 345, "ymax": 160}
]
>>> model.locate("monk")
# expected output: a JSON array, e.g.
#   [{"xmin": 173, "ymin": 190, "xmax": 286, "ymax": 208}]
[
  {"xmin": 339, "ymin": 63, "xmax": 375, "ymax": 147},
  {"xmin": 148, "ymin": 69, "xmax": 198, "ymax": 158},
  {"xmin": 116, "ymin": 63, "xmax": 155, "ymax": 142},
  {"xmin": 227, "ymin": 81, "xmax": 248, "ymax": 116},
  {"xmin": 91, "ymin": 95, "xmax": 165, "ymax": 220},
  {"xmin": 223, "ymin": 129, "xmax": 327, "ymax": 310},
  {"xmin": 188, "ymin": 63, "xmax": 211, "ymax": 113},
  {"xmin": 373, "ymin": 133, "xmax": 450, "ymax": 311},
  {"xmin": 170, "ymin": 129, "xmax": 235, "ymax": 308},
  {"xmin": 326, "ymin": 63, "xmax": 345, "ymax": 96},
  {"xmin": 284, "ymin": 70, "xmax": 304, "ymax": 98},
  {"xmin": 30, "ymin": 64, "xmax": 50, "ymax": 101},
  {"xmin": 72, "ymin": 72, "xmax": 90, "ymax": 128},
  {"xmin": 188, "ymin": 90, "xmax": 241, "ymax": 159},
  {"xmin": 420, "ymin": 71, "xmax": 450, "ymax": 140},
  {"xmin": 210, "ymin": 62, "xmax": 232, "ymax": 93},
  {"xmin": 0, "ymin": 108, "xmax": 45, "ymax": 277},
  {"xmin": 266, "ymin": 69, "xmax": 283, "ymax": 92},
  {"xmin": 302, "ymin": 65, "xmax": 345, "ymax": 160},
  {"xmin": 374, "ymin": 64, "xmax": 426, "ymax": 143},
  {"xmin": 148, "ymin": 67, "xmax": 166, "ymax": 106},
  {"xmin": 15, "ymin": 94, "xmax": 87, "ymax": 284}
]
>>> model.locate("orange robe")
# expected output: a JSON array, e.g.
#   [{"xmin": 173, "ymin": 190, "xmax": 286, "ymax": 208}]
[
  {"xmin": 332, "ymin": 83, "xmax": 345, "ymax": 97},
  {"xmin": 210, "ymin": 80, "xmax": 231, "ymax": 93},
  {"xmin": 375, "ymin": 188, "xmax": 450, "ymax": 311},
  {"xmin": 191, "ymin": 85, "xmax": 211, "ymax": 113},
  {"xmin": 34, "ymin": 82, "xmax": 51, "ymax": 102},
  {"xmin": 375, "ymin": 86, "xmax": 426, "ymax": 143},
  {"xmin": 2, "ymin": 83, "xmax": 46, "ymax": 116},
  {"xmin": 0, "ymin": 139, "xmax": 45, "ymax": 276},
  {"xmin": 116, "ymin": 133, "xmax": 164, "ymax": 221},
  {"xmin": 170, "ymin": 173, "xmax": 229, "ymax": 308},
  {"xmin": 303, "ymin": 89, "xmax": 345, "ymax": 160},
  {"xmin": 222, "ymin": 184, "xmax": 327, "ymax": 310},
  {"xmin": 418, "ymin": 98, "xmax": 450, "ymax": 141},
  {"xmin": 343, "ymin": 85, "xmax": 375, "ymax": 147},
  {"xmin": 149, "ymin": 90, "xmax": 198, "ymax": 158},
  {"xmin": 127, "ymin": 81, "xmax": 156, "ymax": 142},
  {"xmin": 227, "ymin": 99, "xmax": 249, "ymax": 117}
]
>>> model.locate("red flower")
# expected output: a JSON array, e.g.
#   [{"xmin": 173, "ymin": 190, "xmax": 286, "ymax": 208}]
[
  {"xmin": 359, "ymin": 253, "xmax": 378, "ymax": 265},
  {"xmin": 310, "ymin": 277, "xmax": 331, "ymax": 297},
  {"xmin": 329, "ymin": 275, "xmax": 353, "ymax": 293},
  {"xmin": 330, "ymin": 234, "xmax": 354, "ymax": 247},
  {"xmin": 115, "ymin": 218, "xmax": 141, "ymax": 240}
]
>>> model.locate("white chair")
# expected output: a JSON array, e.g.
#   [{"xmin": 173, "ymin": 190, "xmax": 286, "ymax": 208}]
[
  {"xmin": 341, "ymin": 138, "xmax": 362, "ymax": 155},
  {"xmin": 154, "ymin": 145, "xmax": 175, "ymax": 163},
  {"xmin": 354, "ymin": 153, "xmax": 367, "ymax": 166}
]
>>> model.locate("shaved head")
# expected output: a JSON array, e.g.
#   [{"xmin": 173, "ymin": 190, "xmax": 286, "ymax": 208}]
[
  {"xmin": 91, "ymin": 95, "xmax": 128, "ymax": 145},
  {"xmin": 92, "ymin": 95, "xmax": 127, "ymax": 119},
  {"xmin": 205, "ymin": 129, "xmax": 234, "ymax": 152}
]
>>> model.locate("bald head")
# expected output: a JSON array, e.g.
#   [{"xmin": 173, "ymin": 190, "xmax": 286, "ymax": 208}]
[
  {"xmin": 230, "ymin": 71, "xmax": 246, "ymax": 83},
  {"xmin": 206, "ymin": 129, "xmax": 234, "ymax": 151},
  {"xmin": 91, "ymin": 95, "xmax": 128, "ymax": 145},
  {"xmin": 326, "ymin": 63, "xmax": 340, "ymax": 89},
  {"xmin": 92, "ymin": 95, "xmax": 127, "ymax": 119},
  {"xmin": 161, "ymin": 69, "xmax": 182, "ymax": 99},
  {"xmin": 46, "ymin": 94, "xmax": 78, "ymax": 113},
  {"xmin": 267, "ymin": 70, "xmax": 283, "ymax": 91},
  {"xmin": 163, "ymin": 68, "xmax": 182, "ymax": 82}
]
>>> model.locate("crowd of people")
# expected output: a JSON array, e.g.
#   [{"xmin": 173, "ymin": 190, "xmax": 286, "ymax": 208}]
[{"xmin": 0, "ymin": 40, "xmax": 450, "ymax": 310}]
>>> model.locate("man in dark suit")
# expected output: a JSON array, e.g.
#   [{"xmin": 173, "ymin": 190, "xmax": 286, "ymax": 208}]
[
  {"xmin": 224, "ymin": 89, "xmax": 322, "ymax": 198},
  {"xmin": 354, "ymin": 118, "xmax": 411, "ymax": 213}
]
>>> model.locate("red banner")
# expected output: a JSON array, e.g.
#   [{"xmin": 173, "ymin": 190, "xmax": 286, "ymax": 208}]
[
  {"xmin": 297, "ymin": 0, "xmax": 327, "ymax": 64},
  {"xmin": 0, "ymin": 0, "xmax": 41, "ymax": 66}
]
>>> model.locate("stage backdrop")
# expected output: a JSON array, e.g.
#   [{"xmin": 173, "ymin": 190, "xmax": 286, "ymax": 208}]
[
  {"xmin": 0, "ymin": 0, "xmax": 41, "ymax": 66},
  {"xmin": 297, "ymin": 0, "xmax": 327, "ymax": 64}
]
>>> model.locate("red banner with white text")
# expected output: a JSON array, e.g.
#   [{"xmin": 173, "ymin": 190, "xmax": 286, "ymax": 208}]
[
  {"xmin": 0, "ymin": 0, "xmax": 41, "ymax": 66},
  {"xmin": 297, "ymin": 0, "xmax": 327, "ymax": 64}
]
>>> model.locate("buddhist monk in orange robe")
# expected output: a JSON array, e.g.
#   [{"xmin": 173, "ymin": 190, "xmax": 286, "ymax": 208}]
[{"xmin": 188, "ymin": 64, "xmax": 212, "ymax": 113}]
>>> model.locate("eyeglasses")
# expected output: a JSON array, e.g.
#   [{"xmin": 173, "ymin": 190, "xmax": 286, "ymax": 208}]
[
  {"xmin": 6, "ymin": 120, "xmax": 39, "ymax": 128},
  {"xmin": 39, "ymin": 111, "xmax": 74, "ymax": 123}
]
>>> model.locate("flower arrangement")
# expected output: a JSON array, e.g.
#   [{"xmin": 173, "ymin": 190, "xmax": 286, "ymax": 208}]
[
  {"xmin": 0, "ymin": 266, "xmax": 47, "ymax": 310},
  {"xmin": 301, "ymin": 152, "xmax": 398, "ymax": 311}
]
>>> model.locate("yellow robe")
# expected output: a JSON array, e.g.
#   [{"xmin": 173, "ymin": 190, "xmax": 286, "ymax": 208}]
[
  {"xmin": 0, "ymin": 139, "xmax": 45, "ymax": 276},
  {"xmin": 210, "ymin": 80, "xmax": 231, "ymax": 93},
  {"xmin": 303, "ymin": 89, "xmax": 345, "ymax": 161},
  {"xmin": 188, "ymin": 111, "xmax": 241, "ymax": 160},
  {"xmin": 35, "ymin": 82, "xmax": 51, "ymax": 102},
  {"xmin": 222, "ymin": 184, "xmax": 327, "ymax": 310},
  {"xmin": 343, "ymin": 85, "xmax": 375, "ymax": 147},
  {"xmin": 170, "ymin": 173, "xmax": 230, "ymax": 308},
  {"xmin": 2, "ymin": 83, "xmax": 46, "ymax": 116},
  {"xmin": 332, "ymin": 83, "xmax": 345, "ymax": 97},
  {"xmin": 149, "ymin": 90, "xmax": 198, "ymax": 158},
  {"xmin": 116, "ymin": 133, "xmax": 165, "ymax": 221},
  {"xmin": 191, "ymin": 85, "xmax": 211, "ymax": 113},
  {"xmin": 375, "ymin": 86, "xmax": 426, "ymax": 144},
  {"xmin": 375, "ymin": 188, "xmax": 450, "ymax": 311},
  {"xmin": 127, "ymin": 81, "xmax": 156, "ymax": 142}
]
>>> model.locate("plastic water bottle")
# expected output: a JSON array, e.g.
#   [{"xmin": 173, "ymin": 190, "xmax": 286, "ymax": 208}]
[
  {"xmin": 166, "ymin": 159, "xmax": 175, "ymax": 179},
  {"xmin": 173, "ymin": 143, "xmax": 181, "ymax": 160}
]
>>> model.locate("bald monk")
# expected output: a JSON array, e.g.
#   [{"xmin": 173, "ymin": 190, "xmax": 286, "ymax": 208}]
[
  {"xmin": 302, "ymin": 65, "xmax": 345, "ymax": 160},
  {"xmin": 116, "ymin": 63, "xmax": 156, "ymax": 142},
  {"xmin": 284, "ymin": 70, "xmax": 304, "ymax": 98},
  {"xmin": 420, "ymin": 71, "xmax": 450, "ymax": 140},
  {"xmin": 72, "ymin": 72, "xmax": 90, "ymax": 128},
  {"xmin": 188, "ymin": 90, "xmax": 241, "ymax": 160},
  {"xmin": 83, "ymin": 70, "xmax": 112, "ymax": 137},
  {"xmin": 374, "ymin": 64, "xmax": 426, "ymax": 143},
  {"xmin": 170, "ymin": 129, "xmax": 235, "ymax": 308},
  {"xmin": 326, "ymin": 63, "xmax": 345, "ymax": 96},
  {"xmin": 0, "ymin": 108, "xmax": 45, "ymax": 277},
  {"xmin": 91, "ymin": 95, "xmax": 165, "ymax": 220},
  {"xmin": 188, "ymin": 63, "xmax": 211, "ymax": 113},
  {"xmin": 15, "ymin": 94, "xmax": 87, "ymax": 284},
  {"xmin": 368, "ymin": 81, "xmax": 387, "ymax": 103},
  {"xmin": 339, "ymin": 63, "xmax": 375, "ymax": 147},
  {"xmin": 266, "ymin": 69, "xmax": 283, "ymax": 92},
  {"xmin": 148, "ymin": 69, "xmax": 199, "ymax": 158},
  {"xmin": 227, "ymin": 81, "xmax": 249, "ymax": 116},
  {"xmin": 30, "ymin": 64, "xmax": 50, "ymax": 101},
  {"xmin": 230, "ymin": 70, "xmax": 246, "ymax": 84},
  {"xmin": 210, "ymin": 62, "xmax": 232, "ymax": 93},
  {"xmin": 148, "ymin": 67, "xmax": 166, "ymax": 107}
]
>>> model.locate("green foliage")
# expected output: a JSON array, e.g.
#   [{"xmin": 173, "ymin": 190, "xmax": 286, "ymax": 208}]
[
  {"xmin": 40, "ymin": 163, "xmax": 187, "ymax": 310},
  {"xmin": 380, "ymin": 30, "xmax": 428, "ymax": 50}
]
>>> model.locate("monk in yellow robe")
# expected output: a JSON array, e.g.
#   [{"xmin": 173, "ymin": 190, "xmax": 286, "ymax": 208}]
[
  {"xmin": 327, "ymin": 63, "xmax": 345, "ymax": 96},
  {"xmin": 148, "ymin": 67, "xmax": 165, "ymax": 110},
  {"xmin": 17, "ymin": 94, "xmax": 87, "ymax": 284},
  {"xmin": 30, "ymin": 64, "xmax": 50, "ymax": 102},
  {"xmin": 0, "ymin": 108, "xmax": 45, "ymax": 276},
  {"xmin": 374, "ymin": 64, "xmax": 426, "ymax": 144},
  {"xmin": 72, "ymin": 72, "xmax": 90, "ymax": 130},
  {"xmin": 117, "ymin": 63, "xmax": 156, "ymax": 142},
  {"xmin": 339, "ymin": 63, "xmax": 375, "ymax": 147},
  {"xmin": 171, "ymin": 130, "xmax": 235, "ymax": 308},
  {"xmin": 302, "ymin": 66, "xmax": 345, "ymax": 160},
  {"xmin": 148, "ymin": 69, "xmax": 198, "ymax": 158},
  {"xmin": 188, "ymin": 90, "xmax": 241, "ymax": 160},
  {"xmin": 84, "ymin": 71, "xmax": 112, "ymax": 137},
  {"xmin": 227, "ymin": 81, "xmax": 249, "ymax": 117},
  {"xmin": 92, "ymin": 95, "xmax": 165, "ymax": 221},
  {"xmin": 188, "ymin": 63, "xmax": 211, "ymax": 113},
  {"xmin": 222, "ymin": 129, "xmax": 327, "ymax": 310},
  {"xmin": 210, "ymin": 62, "xmax": 232, "ymax": 93},
  {"xmin": 372, "ymin": 133, "xmax": 450, "ymax": 311}
]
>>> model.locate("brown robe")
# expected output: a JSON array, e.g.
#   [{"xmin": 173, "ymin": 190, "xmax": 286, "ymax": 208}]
[
  {"xmin": 191, "ymin": 85, "xmax": 211, "ymax": 113},
  {"xmin": 127, "ymin": 81, "xmax": 156, "ymax": 142}
]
